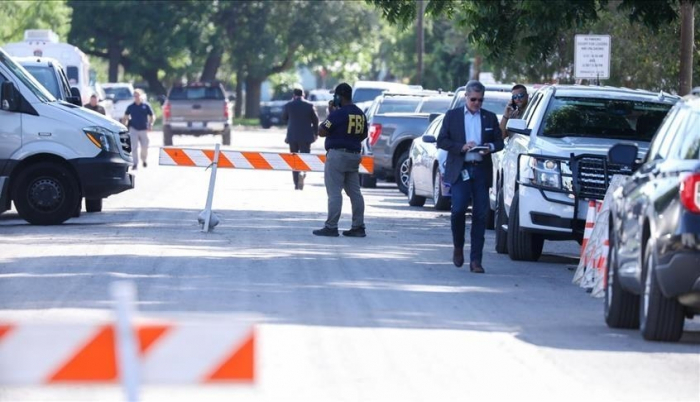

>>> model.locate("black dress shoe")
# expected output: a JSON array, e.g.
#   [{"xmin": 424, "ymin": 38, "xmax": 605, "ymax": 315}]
[
  {"xmin": 470, "ymin": 261, "xmax": 485, "ymax": 273},
  {"xmin": 453, "ymin": 248, "xmax": 464, "ymax": 267}
]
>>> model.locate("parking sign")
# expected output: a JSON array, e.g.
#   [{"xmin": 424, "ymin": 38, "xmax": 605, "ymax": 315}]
[{"xmin": 574, "ymin": 35, "xmax": 611, "ymax": 80}]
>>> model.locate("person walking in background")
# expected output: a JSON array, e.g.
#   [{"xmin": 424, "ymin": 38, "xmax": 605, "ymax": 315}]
[
  {"xmin": 283, "ymin": 88, "xmax": 319, "ymax": 190},
  {"xmin": 438, "ymin": 80, "xmax": 504, "ymax": 272},
  {"xmin": 313, "ymin": 83, "xmax": 368, "ymax": 238},
  {"xmin": 499, "ymin": 84, "xmax": 529, "ymax": 139},
  {"xmin": 84, "ymin": 94, "xmax": 105, "ymax": 115},
  {"xmin": 122, "ymin": 89, "xmax": 154, "ymax": 170}
]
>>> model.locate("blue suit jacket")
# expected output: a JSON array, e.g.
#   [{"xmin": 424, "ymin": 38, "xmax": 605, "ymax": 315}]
[{"xmin": 437, "ymin": 107, "xmax": 504, "ymax": 186}]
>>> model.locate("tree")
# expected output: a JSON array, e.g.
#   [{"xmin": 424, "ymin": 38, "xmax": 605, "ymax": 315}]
[
  {"xmin": 368, "ymin": 0, "xmax": 697, "ymax": 93},
  {"xmin": 0, "ymin": 0, "xmax": 71, "ymax": 44}
]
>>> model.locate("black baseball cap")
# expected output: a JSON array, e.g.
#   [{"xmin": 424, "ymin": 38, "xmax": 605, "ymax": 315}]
[{"xmin": 334, "ymin": 83, "xmax": 352, "ymax": 99}]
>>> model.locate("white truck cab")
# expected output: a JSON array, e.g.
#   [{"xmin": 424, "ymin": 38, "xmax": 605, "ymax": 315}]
[
  {"xmin": 495, "ymin": 85, "xmax": 678, "ymax": 261},
  {"xmin": 0, "ymin": 48, "xmax": 134, "ymax": 225}
]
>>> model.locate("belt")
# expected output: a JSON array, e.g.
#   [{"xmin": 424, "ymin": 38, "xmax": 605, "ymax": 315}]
[
  {"xmin": 331, "ymin": 148, "xmax": 361, "ymax": 154},
  {"xmin": 463, "ymin": 161, "xmax": 483, "ymax": 166}
]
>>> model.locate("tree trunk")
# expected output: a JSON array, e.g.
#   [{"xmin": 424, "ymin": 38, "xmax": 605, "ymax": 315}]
[
  {"xmin": 141, "ymin": 69, "xmax": 166, "ymax": 96},
  {"xmin": 415, "ymin": 0, "xmax": 424, "ymax": 86},
  {"xmin": 108, "ymin": 42, "xmax": 121, "ymax": 83},
  {"xmin": 471, "ymin": 55, "xmax": 482, "ymax": 81},
  {"xmin": 244, "ymin": 76, "xmax": 263, "ymax": 119},
  {"xmin": 679, "ymin": 0, "xmax": 694, "ymax": 96},
  {"xmin": 200, "ymin": 43, "xmax": 223, "ymax": 82},
  {"xmin": 234, "ymin": 69, "xmax": 244, "ymax": 118}
]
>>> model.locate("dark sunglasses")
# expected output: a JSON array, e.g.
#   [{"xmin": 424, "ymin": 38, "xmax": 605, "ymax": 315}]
[
  {"xmin": 512, "ymin": 93, "xmax": 527, "ymax": 100},
  {"xmin": 469, "ymin": 97, "xmax": 484, "ymax": 102}
]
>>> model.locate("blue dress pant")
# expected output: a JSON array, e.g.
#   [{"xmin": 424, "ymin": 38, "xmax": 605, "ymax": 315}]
[{"xmin": 450, "ymin": 164, "xmax": 489, "ymax": 264}]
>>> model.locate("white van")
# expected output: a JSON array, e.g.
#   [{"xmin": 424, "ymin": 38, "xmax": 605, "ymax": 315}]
[
  {"xmin": 14, "ymin": 56, "xmax": 81, "ymax": 105},
  {"xmin": 2, "ymin": 29, "xmax": 92, "ymax": 106},
  {"xmin": 0, "ymin": 48, "xmax": 134, "ymax": 225}
]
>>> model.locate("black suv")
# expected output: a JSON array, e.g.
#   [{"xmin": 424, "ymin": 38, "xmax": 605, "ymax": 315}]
[{"xmin": 606, "ymin": 88, "xmax": 700, "ymax": 341}]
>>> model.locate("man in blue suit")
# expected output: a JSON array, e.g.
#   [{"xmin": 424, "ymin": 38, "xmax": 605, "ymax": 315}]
[{"xmin": 437, "ymin": 80, "xmax": 504, "ymax": 272}]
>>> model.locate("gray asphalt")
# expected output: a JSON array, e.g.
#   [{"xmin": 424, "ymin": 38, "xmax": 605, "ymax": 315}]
[{"xmin": 0, "ymin": 128, "xmax": 698, "ymax": 401}]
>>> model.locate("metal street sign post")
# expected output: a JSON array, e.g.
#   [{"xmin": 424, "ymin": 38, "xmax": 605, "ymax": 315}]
[{"xmin": 574, "ymin": 34, "xmax": 611, "ymax": 82}]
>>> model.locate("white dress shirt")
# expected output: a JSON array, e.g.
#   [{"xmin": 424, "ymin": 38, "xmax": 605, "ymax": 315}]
[{"xmin": 464, "ymin": 107, "xmax": 482, "ymax": 162}]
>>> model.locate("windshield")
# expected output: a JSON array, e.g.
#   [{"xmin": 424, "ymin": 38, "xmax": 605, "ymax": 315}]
[
  {"xmin": 0, "ymin": 51, "xmax": 55, "ymax": 102},
  {"xmin": 104, "ymin": 86, "xmax": 133, "ymax": 101},
  {"xmin": 541, "ymin": 96, "xmax": 674, "ymax": 141},
  {"xmin": 353, "ymin": 88, "xmax": 386, "ymax": 104},
  {"xmin": 418, "ymin": 97, "xmax": 452, "ymax": 114},
  {"xmin": 378, "ymin": 98, "xmax": 421, "ymax": 114},
  {"xmin": 23, "ymin": 65, "xmax": 61, "ymax": 100},
  {"xmin": 168, "ymin": 86, "xmax": 224, "ymax": 100}
]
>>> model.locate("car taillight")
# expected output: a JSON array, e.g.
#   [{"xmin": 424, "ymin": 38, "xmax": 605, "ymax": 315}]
[
  {"xmin": 224, "ymin": 102, "xmax": 229, "ymax": 119},
  {"xmin": 680, "ymin": 173, "xmax": 700, "ymax": 213},
  {"xmin": 163, "ymin": 101, "xmax": 171, "ymax": 119},
  {"xmin": 369, "ymin": 123, "xmax": 382, "ymax": 146}
]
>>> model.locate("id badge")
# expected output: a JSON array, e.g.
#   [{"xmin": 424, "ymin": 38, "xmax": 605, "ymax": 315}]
[{"xmin": 461, "ymin": 168, "xmax": 470, "ymax": 181}]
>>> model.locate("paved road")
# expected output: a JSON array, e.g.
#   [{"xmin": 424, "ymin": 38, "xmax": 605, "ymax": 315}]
[{"xmin": 1, "ymin": 128, "xmax": 698, "ymax": 401}]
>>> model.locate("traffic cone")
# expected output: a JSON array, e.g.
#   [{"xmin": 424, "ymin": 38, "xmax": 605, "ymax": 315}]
[{"xmin": 573, "ymin": 201, "xmax": 598, "ymax": 285}]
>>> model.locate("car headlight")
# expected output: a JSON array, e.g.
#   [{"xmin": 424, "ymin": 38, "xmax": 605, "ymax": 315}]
[
  {"xmin": 529, "ymin": 157, "xmax": 562, "ymax": 189},
  {"xmin": 84, "ymin": 126, "xmax": 118, "ymax": 153}
]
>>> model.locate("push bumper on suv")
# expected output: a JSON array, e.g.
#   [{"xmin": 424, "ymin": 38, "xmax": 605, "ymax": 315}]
[
  {"xmin": 165, "ymin": 121, "xmax": 229, "ymax": 135},
  {"xmin": 71, "ymin": 152, "xmax": 134, "ymax": 199},
  {"xmin": 655, "ymin": 231, "xmax": 700, "ymax": 306}
]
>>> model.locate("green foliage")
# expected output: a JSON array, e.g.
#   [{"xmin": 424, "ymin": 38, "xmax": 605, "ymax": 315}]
[{"xmin": 0, "ymin": 0, "xmax": 72, "ymax": 44}]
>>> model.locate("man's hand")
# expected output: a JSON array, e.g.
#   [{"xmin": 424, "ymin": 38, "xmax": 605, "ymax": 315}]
[{"xmin": 462, "ymin": 141, "xmax": 477, "ymax": 153}]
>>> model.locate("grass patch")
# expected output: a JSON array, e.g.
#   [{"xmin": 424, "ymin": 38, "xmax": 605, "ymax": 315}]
[{"xmin": 233, "ymin": 117, "xmax": 261, "ymax": 127}]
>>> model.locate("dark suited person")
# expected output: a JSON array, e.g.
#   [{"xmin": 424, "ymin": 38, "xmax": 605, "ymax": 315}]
[
  {"xmin": 283, "ymin": 88, "xmax": 319, "ymax": 190},
  {"xmin": 437, "ymin": 80, "xmax": 504, "ymax": 273}
]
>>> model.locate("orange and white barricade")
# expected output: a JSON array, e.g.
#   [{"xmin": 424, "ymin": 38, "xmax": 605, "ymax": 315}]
[{"xmin": 159, "ymin": 146, "xmax": 374, "ymax": 232}]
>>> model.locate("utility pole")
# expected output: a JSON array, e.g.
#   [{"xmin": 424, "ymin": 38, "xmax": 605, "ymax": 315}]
[
  {"xmin": 416, "ymin": 0, "xmax": 425, "ymax": 86},
  {"xmin": 679, "ymin": 0, "xmax": 694, "ymax": 96}
]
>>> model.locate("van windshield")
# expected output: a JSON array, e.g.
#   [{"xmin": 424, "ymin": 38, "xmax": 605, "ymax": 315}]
[
  {"xmin": 23, "ymin": 66, "xmax": 61, "ymax": 99},
  {"xmin": 0, "ymin": 52, "xmax": 55, "ymax": 102}
]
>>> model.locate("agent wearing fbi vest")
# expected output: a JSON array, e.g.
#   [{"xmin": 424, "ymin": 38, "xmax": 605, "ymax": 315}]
[
  {"xmin": 438, "ymin": 80, "xmax": 504, "ymax": 272},
  {"xmin": 313, "ymin": 83, "xmax": 368, "ymax": 238}
]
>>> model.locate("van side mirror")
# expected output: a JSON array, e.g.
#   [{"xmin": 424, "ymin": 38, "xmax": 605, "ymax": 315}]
[
  {"xmin": 608, "ymin": 143, "xmax": 638, "ymax": 168},
  {"xmin": 69, "ymin": 87, "xmax": 82, "ymax": 106},
  {"xmin": 1, "ymin": 81, "xmax": 19, "ymax": 111}
]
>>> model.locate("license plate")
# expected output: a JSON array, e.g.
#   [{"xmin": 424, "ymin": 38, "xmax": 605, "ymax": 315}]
[{"xmin": 191, "ymin": 122, "xmax": 205, "ymax": 128}]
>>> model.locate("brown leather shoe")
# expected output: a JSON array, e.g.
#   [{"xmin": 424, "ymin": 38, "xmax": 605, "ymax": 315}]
[
  {"xmin": 453, "ymin": 248, "xmax": 464, "ymax": 268},
  {"xmin": 469, "ymin": 261, "xmax": 485, "ymax": 274}
]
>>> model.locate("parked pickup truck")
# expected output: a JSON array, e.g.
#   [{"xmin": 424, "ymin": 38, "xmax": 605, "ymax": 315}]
[
  {"xmin": 360, "ymin": 91, "xmax": 452, "ymax": 194},
  {"xmin": 496, "ymin": 85, "xmax": 678, "ymax": 261},
  {"xmin": 162, "ymin": 82, "xmax": 233, "ymax": 146}
]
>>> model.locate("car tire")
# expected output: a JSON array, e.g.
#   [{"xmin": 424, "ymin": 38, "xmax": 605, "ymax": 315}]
[
  {"xmin": 12, "ymin": 162, "xmax": 80, "ymax": 225},
  {"xmin": 432, "ymin": 168, "xmax": 451, "ymax": 211},
  {"xmin": 395, "ymin": 150, "xmax": 410, "ymax": 195},
  {"xmin": 163, "ymin": 125, "xmax": 173, "ymax": 146},
  {"xmin": 604, "ymin": 228, "xmax": 640, "ymax": 329},
  {"xmin": 222, "ymin": 128, "xmax": 231, "ymax": 145},
  {"xmin": 407, "ymin": 168, "xmax": 426, "ymax": 207},
  {"xmin": 494, "ymin": 190, "xmax": 508, "ymax": 254},
  {"xmin": 640, "ymin": 240, "xmax": 685, "ymax": 341},
  {"xmin": 506, "ymin": 192, "xmax": 544, "ymax": 261},
  {"xmin": 360, "ymin": 173, "xmax": 377, "ymax": 188},
  {"xmin": 260, "ymin": 118, "xmax": 271, "ymax": 129},
  {"xmin": 86, "ymin": 198, "xmax": 103, "ymax": 213}
]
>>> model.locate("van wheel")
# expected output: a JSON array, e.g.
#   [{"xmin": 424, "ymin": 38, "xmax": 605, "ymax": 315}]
[
  {"xmin": 407, "ymin": 168, "xmax": 425, "ymax": 207},
  {"xmin": 494, "ymin": 191, "xmax": 508, "ymax": 254},
  {"xmin": 86, "ymin": 198, "xmax": 103, "ymax": 213},
  {"xmin": 395, "ymin": 151, "xmax": 410, "ymax": 195},
  {"xmin": 163, "ymin": 126, "xmax": 173, "ymax": 146},
  {"xmin": 12, "ymin": 162, "xmax": 80, "ymax": 225},
  {"xmin": 640, "ymin": 241, "xmax": 685, "ymax": 341},
  {"xmin": 222, "ymin": 128, "xmax": 231, "ymax": 145},
  {"xmin": 432, "ymin": 169, "xmax": 451, "ymax": 211},
  {"xmin": 604, "ymin": 229, "xmax": 639, "ymax": 329},
  {"xmin": 360, "ymin": 174, "xmax": 377, "ymax": 188},
  {"xmin": 506, "ymin": 192, "xmax": 544, "ymax": 261}
]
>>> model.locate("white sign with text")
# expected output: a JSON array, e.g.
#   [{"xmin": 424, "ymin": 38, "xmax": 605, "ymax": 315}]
[{"xmin": 574, "ymin": 35, "xmax": 611, "ymax": 80}]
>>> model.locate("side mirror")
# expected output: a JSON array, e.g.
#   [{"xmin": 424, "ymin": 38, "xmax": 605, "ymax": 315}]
[
  {"xmin": 1, "ymin": 81, "xmax": 19, "ymax": 111},
  {"xmin": 422, "ymin": 134, "xmax": 437, "ymax": 143},
  {"xmin": 69, "ymin": 87, "xmax": 82, "ymax": 106},
  {"xmin": 227, "ymin": 95, "xmax": 236, "ymax": 102},
  {"xmin": 157, "ymin": 94, "xmax": 166, "ymax": 106},
  {"xmin": 429, "ymin": 113, "xmax": 441, "ymax": 122},
  {"xmin": 505, "ymin": 118, "xmax": 530, "ymax": 135},
  {"xmin": 608, "ymin": 143, "xmax": 638, "ymax": 168}
]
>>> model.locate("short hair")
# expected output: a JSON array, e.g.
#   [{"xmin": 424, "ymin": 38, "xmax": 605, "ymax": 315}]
[
  {"xmin": 134, "ymin": 89, "xmax": 143, "ymax": 97},
  {"xmin": 464, "ymin": 80, "xmax": 485, "ymax": 94},
  {"xmin": 512, "ymin": 84, "xmax": 527, "ymax": 93},
  {"xmin": 90, "ymin": 94, "xmax": 98, "ymax": 99},
  {"xmin": 334, "ymin": 83, "xmax": 352, "ymax": 100},
  {"xmin": 293, "ymin": 88, "xmax": 303, "ymax": 97}
]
